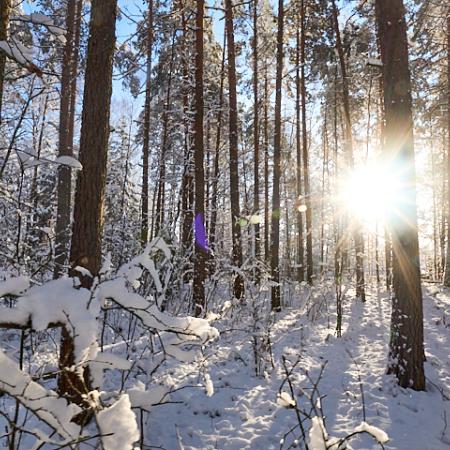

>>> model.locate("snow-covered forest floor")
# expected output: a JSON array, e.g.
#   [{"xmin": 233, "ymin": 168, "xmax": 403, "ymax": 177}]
[
  {"xmin": 145, "ymin": 283, "xmax": 450, "ymax": 450},
  {"xmin": 1, "ymin": 277, "xmax": 449, "ymax": 449}
]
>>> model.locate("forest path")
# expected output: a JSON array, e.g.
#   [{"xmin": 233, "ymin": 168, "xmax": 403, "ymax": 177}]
[{"xmin": 146, "ymin": 284, "xmax": 450, "ymax": 450}]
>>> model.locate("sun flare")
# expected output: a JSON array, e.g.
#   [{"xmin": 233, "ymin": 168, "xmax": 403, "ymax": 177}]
[{"xmin": 339, "ymin": 163, "xmax": 401, "ymax": 223}]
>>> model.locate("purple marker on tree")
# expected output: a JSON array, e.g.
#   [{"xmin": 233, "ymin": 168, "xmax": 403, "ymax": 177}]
[{"xmin": 194, "ymin": 213, "xmax": 209, "ymax": 252}]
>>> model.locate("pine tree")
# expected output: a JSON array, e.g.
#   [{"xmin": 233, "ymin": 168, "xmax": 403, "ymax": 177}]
[
  {"xmin": 0, "ymin": 0, "xmax": 11, "ymax": 124},
  {"xmin": 331, "ymin": 0, "xmax": 365, "ymax": 301},
  {"xmin": 193, "ymin": 0, "xmax": 207, "ymax": 316},
  {"xmin": 54, "ymin": 0, "xmax": 82, "ymax": 277},
  {"xmin": 140, "ymin": 0, "xmax": 154, "ymax": 246},
  {"xmin": 443, "ymin": 10, "xmax": 450, "ymax": 287},
  {"xmin": 61, "ymin": 0, "xmax": 118, "ymax": 408},
  {"xmin": 375, "ymin": 0, "xmax": 425, "ymax": 390},
  {"xmin": 270, "ymin": 0, "xmax": 284, "ymax": 311},
  {"xmin": 225, "ymin": 0, "xmax": 244, "ymax": 300}
]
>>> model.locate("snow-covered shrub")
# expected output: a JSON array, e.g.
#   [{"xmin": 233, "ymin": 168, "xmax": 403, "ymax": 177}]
[
  {"xmin": 0, "ymin": 237, "xmax": 219, "ymax": 449},
  {"xmin": 247, "ymin": 286, "xmax": 275, "ymax": 377},
  {"xmin": 277, "ymin": 357, "xmax": 389, "ymax": 450}
]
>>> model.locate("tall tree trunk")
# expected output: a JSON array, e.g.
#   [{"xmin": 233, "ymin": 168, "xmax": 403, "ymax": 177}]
[
  {"xmin": 62, "ymin": 0, "xmax": 117, "ymax": 407},
  {"xmin": 0, "ymin": 0, "xmax": 11, "ymax": 124},
  {"xmin": 180, "ymin": 5, "xmax": 194, "ymax": 268},
  {"xmin": 264, "ymin": 65, "xmax": 270, "ymax": 263},
  {"xmin": 432, "ymin": 147, "xmax": 439, "ymax": 279},
  {"xmin": 440, "ymin": 140, "xmax": 446, "ymax": 277},
  {"xmin": 283, "ymin": 168, "xmax": 290, "ymax": 278},
  {"xmin": 320, "ymin": 113, "xmax": 329, "ymax": 275},
  {"xmin": 209, "ymin": 30, "xmax": 226, "ymax": 256},
  {"xmin": 440, "ymin": 154, "xmax": 446, "ymax": 278},
  {"xmin": 295, "ymin": 16, "xmax": 304, "ymax": 282},
  {"xmin": 67, "ymin": 0, "xmax": 82, "ymax": 152},
  {"xmin": 300, "ymin": 0, "xmax": 313, "ymax": 284},
  {"xmin": 29, "ymin": 94, "xmax": 49, "ymax": 249},
  {"xmin": 205, "ymin": 120, "xmax": 211, "ymax": 231},
  {"xmin": 155, "ymin": 32, "xmax": 176, "ymax": 237},
  {"xmin": 252, "ymin": 0, "xmax": 261, "ymax": 267},
  {"xmin": 193, "ymin": 0, "xmax": 207, "ymax": 316},
  {"xmin": 375, "ymin": 222, "xmax": 381, "ymax": 283},
  {"xmin": 443, "ymin": 12, "xmax": 450, "ymax": 286},
  {"xmin": 331, "ymin": 0, "xmax": 365, "ymax": 301},
  {"xmin": 141, "ymin": 0, "xmax": 154, "ymax": 246},
  {"xmin": 377, "ymin": 75, "xmax": 393, "ymax": 290},
  {"xmin": 375, "ymin": 0, "xmax": 425, "ymax": 390},
  {"xmin": 118, "ymin": 121, "xmax": 133, "ymax": 267},
  {"xmin": 270, "ymin": 0, "xmax": 284, "ymax": 311},
  {"xmin": 225, "ymin": 0, "xmax": 244, "ymax": 300},
  {"xmin": 54, "ymin": 0, "xmax": 79, "ymax": 278}
]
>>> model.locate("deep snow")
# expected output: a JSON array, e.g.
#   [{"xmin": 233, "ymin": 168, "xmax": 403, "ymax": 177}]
[{"xmin": 144, "ymin": 284, "xmax": 450, "ymax": 450}]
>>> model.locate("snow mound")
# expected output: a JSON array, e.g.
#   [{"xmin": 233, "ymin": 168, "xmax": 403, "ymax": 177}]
[{"xmin": 97, "ymin": 395, "xmax": 139, "ymax": 450}]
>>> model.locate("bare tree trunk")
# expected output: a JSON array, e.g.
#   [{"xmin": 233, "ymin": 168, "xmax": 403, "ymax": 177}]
[
  {"xmin": 440, "ymin": 145, "xmax": 446, "ymax": 278},
  {"xmin": 377, "ymin": 75, "xmax": 393, "ymax": 290},
  {"xmin": 180, "ymin": 1, "xmax": 193, "ymax": 260},
  {"xmin": 440, "ymin": 135, "xmax": 446, "ymax": 277},
  {"xmin": 432, "ymin": 147, "xmax": 439, "ymax": 279},
  {"xmin": 54, "ymin": 0, "xmax": 79, "ymax": 278},
  {"xmin": 155, "ymin": 32, "xmax": 176, "ymax": 237},
  {"xmin": 209, "ymin": 30, "xmax": 226, "ymax": 257},
  {"xmin": 252, "ymin": 0, "xmax": 261, "ymax": 268},
  {"xmin": 270, "ymin": 0, "xmax": 284, "ymax": 311},
  {"xmin": 0, "ymin": 0, "xmax": 11, "ymax": 124},
  {"xmin": 295, "ymin": 16, "xmax": 304, "ymax": 282},
  {"xmin": 385, "ymin": 227, "xmax": 393, "ymax": 289},
  {"xmin": 62, "ymin": 0, "xmax": 117, "ymax": 408},
  {"xmin": 283, "ymin": 168, "xmax": 290, "ymax": 278},
  {"xmin": 300, "ymin": 0, "xmax": 313, "ymax": 284},
  {"xmin": 118, "ymin": 121, "xmax": 133, "ymax": 267},
  {"xmin": 225, "ymin": 0, "xmax": 244, "ymax": 300},
  {"xmin": 193, "ymin": 0, "xmax": 207, "ymax": 316},
  {"xmin": 333, "ymin": 71, "xmax": 343, "ymax": 337},
  {"xmin": 264, "ymin": 65, "xmax": 270, "ymax": 263},
  {"xmin": 443, "ymin": 12, "xmax": 450, "ymax": 286},
  {"xmin": 28, "ymin": 94, "xmax": 49, "ymax": 249},
  {"xmin": 67, "ymin": 0, "xmax": 82, "ymax": 151},
  {"xmin": 331, "ymin": 0, "xmax": 365, "ymax": 301},
  {"xmin": 376, "ymin": 0, "xmax": 425, "ymax": 390},
  {"xmin": 141, "ymin": 0, "xmax": 154, "ymax": 246},
  {"xmin": 205, "ymin": 120, "xmax": 211, "ymax": 231},
  {"xmin": 320, "ymin": 113, "xmax": 329, "ymax": 275},
  {"xmin": 375, "ymin": 222, "xmax": 381, "ymax": 283}
]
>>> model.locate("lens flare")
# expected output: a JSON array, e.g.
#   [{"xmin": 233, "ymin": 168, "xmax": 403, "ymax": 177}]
[{"xmin": 339, "ymin": 162, "xmax": 401, "ymax": 223}]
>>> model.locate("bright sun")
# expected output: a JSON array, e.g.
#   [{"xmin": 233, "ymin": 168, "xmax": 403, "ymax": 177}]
[{"xmin": 339, "ymin": 163, "xmax": 400, "ymax": 223}]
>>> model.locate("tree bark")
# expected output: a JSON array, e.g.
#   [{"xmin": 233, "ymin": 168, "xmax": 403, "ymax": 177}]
[
  {"xmin": 300, "ymin": 0, "xmax": 313, "ymax": 284},
  {"xmin": 209, "ymin": 30, "xmax": 226, "ymax": 256},
  {"xmin": 270, "ymin": 0, "xmax": 284, "ymax": 311},
  {"xmin": 225, "ymin": 0, "xmax": 244, "ymax": 300},
  {"xmin": 193, "ymin": 0, "xmax": 207, "ymax": 316},
  {"xmin": 155, "ymin": 31, "xmax": 176, "ymax": 237},
  {"xmin": 0, "ymin": 0, "xmax": 11, "ymax": 125},
  {"xmin": 54, "ymin": 0, "xmax": 80, "ymax": 278},
  {"xmin": 295, "ymin": 14, "xmax": 304, "ymax": 282},
  {"xmin": 375, "ymin": 0, "xmax": 425, "ymax": 390},
  {"xmin": 252, "ymin": 0, "xmax": 261, "ymax": 268},
  {"xmin": 67, "ymin": 0, "xmax": 82, "ymax": 155},
  {"xmin": 62, "ymin": 0, "xmax": 117, "ymax": 406},
  {"xmin": 320, "ymin": 113, "xmax": 329, "ymax": 275},
  {"xmin": 331, "ymin": 0, "xmax": 365, "ymax": 301},
  {"xmin": 141, "ymin": 0, "xmax": 154, "ymax": 246},
  {"xmin": 180, "ymin": 3, "xmax": 194, "ymax": 263},
  {"xmin": 443, "ymin": 12, "xmax": 450, "ymax": 286},
  {"xmin": 264, "ymin": 65, "xmax": 270, "ymax": 263}
]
